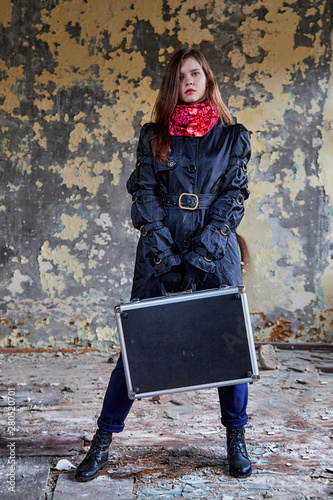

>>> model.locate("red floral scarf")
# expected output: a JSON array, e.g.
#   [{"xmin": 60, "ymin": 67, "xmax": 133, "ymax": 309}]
[{"xmin": 169, "ymin": 101, "xmax": 219, "ymax": 137}]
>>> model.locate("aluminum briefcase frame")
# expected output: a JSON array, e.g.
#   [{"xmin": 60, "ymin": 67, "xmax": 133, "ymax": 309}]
[{"xmin": 115, "ymin": 285, "xmax": 259, "ymax": 400}]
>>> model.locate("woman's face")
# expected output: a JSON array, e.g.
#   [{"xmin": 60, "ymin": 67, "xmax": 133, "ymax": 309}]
[{"xmin": 178, "ymin": 57, "xmax": 207, "ymax": 104}]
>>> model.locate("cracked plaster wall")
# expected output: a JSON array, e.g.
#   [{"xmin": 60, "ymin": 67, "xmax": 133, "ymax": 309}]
[{"xmin": 0, "ymin": 0, "xmax": 332, "ymax": 348}]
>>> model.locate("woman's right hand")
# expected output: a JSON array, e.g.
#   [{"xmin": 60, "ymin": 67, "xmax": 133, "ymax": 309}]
[{"xmin": 159, "ymin": 265, "xmax": 184, "ymax": 293}]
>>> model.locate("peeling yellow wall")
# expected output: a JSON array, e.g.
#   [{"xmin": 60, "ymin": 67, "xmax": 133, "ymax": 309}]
[
  {"xmin": 318, "ymin": 36, "xmax": 333, "ymax": 309},
  {"xmin": 0, "ymin": 0, "xmax": 332, "ymax": 347}
]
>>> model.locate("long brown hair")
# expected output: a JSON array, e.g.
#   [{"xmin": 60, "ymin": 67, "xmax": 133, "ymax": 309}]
[{"xmin": 151, "ymin": 48, "xmax": 233, "ymax": 163}]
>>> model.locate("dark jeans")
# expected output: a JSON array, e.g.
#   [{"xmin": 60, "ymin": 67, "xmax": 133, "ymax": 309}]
[{"xmin": 97, "ymin": 355, "xmax": 248, "ymax": 432}]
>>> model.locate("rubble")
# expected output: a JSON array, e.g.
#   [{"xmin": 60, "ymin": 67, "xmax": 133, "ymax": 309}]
[
  {"xmin": 258, "ymin": 344, "xmax": 279, "ymax": 370},
  {"xmin": 55, "ymin": 459, "xmax": 76, "ymax": 471},
  {"xmin": 0, "ymin": 346, "xmax": 332, "ymax": 499}
]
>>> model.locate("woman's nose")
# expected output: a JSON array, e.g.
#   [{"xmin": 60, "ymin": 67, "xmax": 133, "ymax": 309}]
[{"xmin": 185, "ymin": 76, "xmax": 193, "ymax": 86}]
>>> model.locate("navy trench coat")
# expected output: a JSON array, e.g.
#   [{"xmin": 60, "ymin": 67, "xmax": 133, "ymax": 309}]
[{"xmin": 127, "ymin": 121, "xmax": 251, "ymax": 300}]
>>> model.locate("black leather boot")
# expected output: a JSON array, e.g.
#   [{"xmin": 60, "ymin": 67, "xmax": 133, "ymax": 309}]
[
  {"xmin": 75, "ymin": 429, "xmax": 113, "ymax": 482},
  {"xmin": 226, "ymin": 426, "xmax": 252, "ymax": 478}
]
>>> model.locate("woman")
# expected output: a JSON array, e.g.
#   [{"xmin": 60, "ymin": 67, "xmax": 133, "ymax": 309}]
[{"xmin": 75, "ymin": 48, "xmax": 252, "ymax": 482}]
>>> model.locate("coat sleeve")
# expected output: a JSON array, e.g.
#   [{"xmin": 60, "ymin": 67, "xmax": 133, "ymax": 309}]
[
  {"xmin": 127, "ymin": 123, "xmax": 182, "ymax": 276},
  {"xmin": 185, "ymin": 124, "xmax": 251, "ymax": 273}
]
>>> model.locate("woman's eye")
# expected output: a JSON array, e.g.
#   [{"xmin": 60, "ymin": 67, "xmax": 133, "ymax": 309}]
[
  {"xmin": 179, "ymin": 75, "xmax": 184, "ymax": 80},
  {"xmin": 192, "ymin": 72, "xmax": 199, "ymax": 76}
]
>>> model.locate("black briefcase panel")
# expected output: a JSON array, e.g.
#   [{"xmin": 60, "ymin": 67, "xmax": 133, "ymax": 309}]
[{"xmin": 115, "ymin": 285, "xmax": 259, "ymax": 400}]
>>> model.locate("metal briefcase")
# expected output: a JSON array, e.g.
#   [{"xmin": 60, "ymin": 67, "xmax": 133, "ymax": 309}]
[{"xmin": 115, "ymin": 285, "xmax": 259, "ymax": 400}]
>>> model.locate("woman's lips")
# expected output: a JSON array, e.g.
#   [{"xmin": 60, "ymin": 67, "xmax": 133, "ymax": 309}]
[{"xmin": 185, "ymin": 89, "xmax": 195, "ymax": 94}]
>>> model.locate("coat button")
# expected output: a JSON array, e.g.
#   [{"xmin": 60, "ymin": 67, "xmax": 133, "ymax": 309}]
[
  {"xmin": 183, "ymin": 240, "xmax": 191, "ymax": 249},
  {"xmin": 167, "ymin": 159, "xmax": 177, "ymax": 168},
  {"xmin": 187, "ymin": 164, "xmax": 196, "ymax": 173}
]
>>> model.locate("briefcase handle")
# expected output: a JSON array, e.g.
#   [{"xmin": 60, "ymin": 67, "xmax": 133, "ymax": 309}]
[{"xmin": 161, "ymin": 282, "xmax": 196, "ymax": 297}]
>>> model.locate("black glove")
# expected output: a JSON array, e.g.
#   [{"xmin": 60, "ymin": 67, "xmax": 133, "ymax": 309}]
[
  {"xmin": 159, "ymin": 265, "xmax": 184, "ymax": 293},
  {"xmin": 182, "ymin": 262, "xmax": 207, "ymax": 291}
]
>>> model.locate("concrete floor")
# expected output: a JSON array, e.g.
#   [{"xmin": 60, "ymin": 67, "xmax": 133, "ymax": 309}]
[{"xmin": 0, "ymin": 346, "xmax": 332, "ymax": 499}]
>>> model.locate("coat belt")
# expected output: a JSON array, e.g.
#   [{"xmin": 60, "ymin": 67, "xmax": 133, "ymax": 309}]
[{"xmin": 162, "ymin": 193, "xmax": 216, "ymax": 210}]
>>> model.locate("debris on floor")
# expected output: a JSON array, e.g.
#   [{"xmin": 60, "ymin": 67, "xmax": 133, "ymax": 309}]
[
  {"xmin": 53, "ymin": 473, "xmax": 133, "ymax": 500},
  {"xmin": 0, "ymin": 346, "xmax": 332, "ymax": 499},
  {"xmin": 257, "ymin": 344, "xmax": 279, "ymax": 370},
  {"xmin": 55, "ymin": 459, "xmax": 76, "ymax": 471},
  {"xmin": 0, "ymin": 456, "xmax": 52, "ymax": 500}
]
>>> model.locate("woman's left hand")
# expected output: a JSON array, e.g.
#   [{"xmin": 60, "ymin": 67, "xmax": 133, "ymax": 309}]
[{"xmin": 182, "ymin": 262, "xmax": 207, "ymax": 291}]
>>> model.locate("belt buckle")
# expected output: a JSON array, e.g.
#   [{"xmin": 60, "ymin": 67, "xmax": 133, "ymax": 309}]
[{"xmin": 178, "ymin": 193, "xmax": 199, "ymax": 211}]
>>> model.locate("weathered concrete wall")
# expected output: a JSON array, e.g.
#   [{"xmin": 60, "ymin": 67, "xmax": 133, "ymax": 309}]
[{"xmin": 0, "ymin": 0, "xmax": 332, "ymax": 348}]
